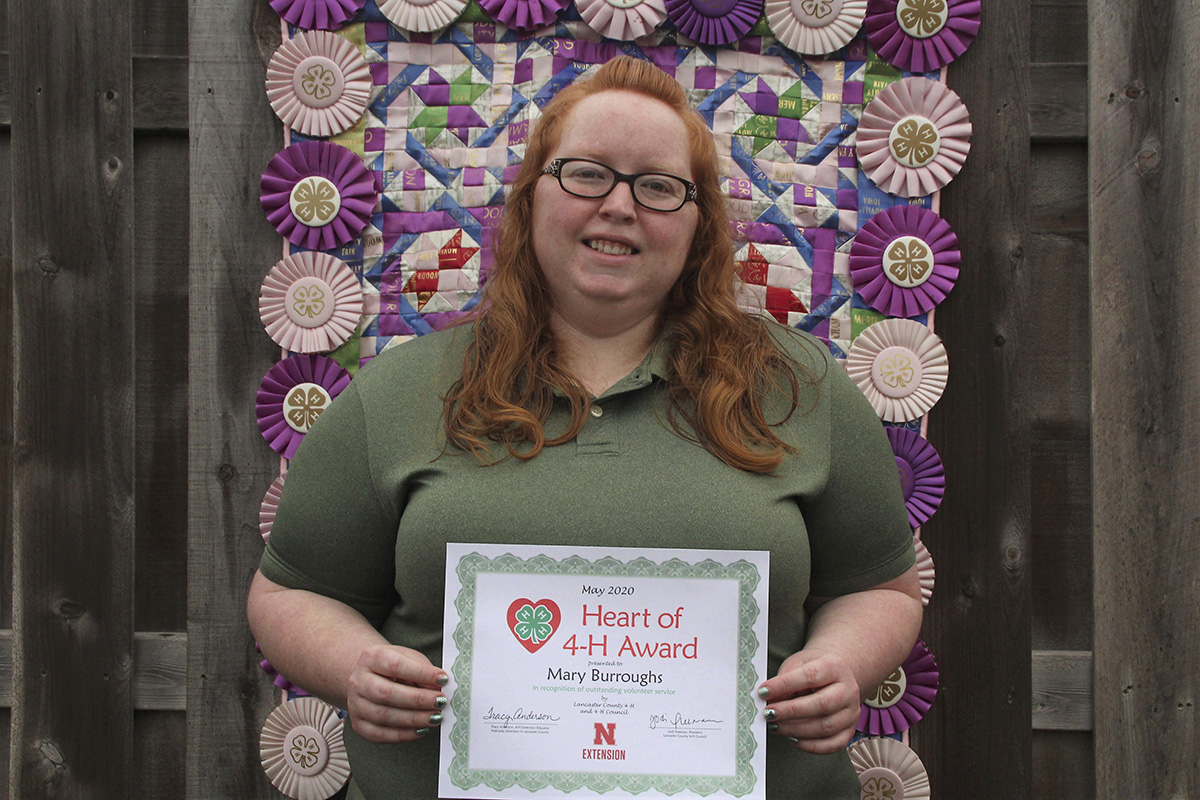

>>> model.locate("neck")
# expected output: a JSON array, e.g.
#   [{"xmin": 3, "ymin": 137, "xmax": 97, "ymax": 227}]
[{"xmin": 550, "ymin": 311, "xmax": 660, "ymax": 397}]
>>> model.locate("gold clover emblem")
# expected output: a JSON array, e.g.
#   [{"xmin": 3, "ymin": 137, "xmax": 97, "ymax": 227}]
[
  {"xmin": 800, "ymin": 0, "xmax": 836, "ymax": 18},
  {"xmin": 898, "ymin": 0, "xmax": 947, "ymax": 37},
  {"xmin": 866, "ymin": 668, "xmax": 907, "ymax": 707},
  {"xmin": 288, "ymin": 734, "xmax": 321, "ymax": 770},
  {"xmin": 286, "ymin": 386, "xmax": 328, "ymax": 431},
  {"xmin": 863, "ymin": 775, "xmax": 899, "ymax": 800},
  {"xmin": 292, "ymin": 178, "xmax": 339, "ymax": 225},
  {"xmin": 879, "ymin": 354, "xmax": 916, "ymax": 390},
  {"xmin": 890, "ymin": 118, "xmax": 940, "ymax": 167},
  {"xmin": 291, "ymin": 284, "xmax": 327, "ymax": 320},
  {"xmin": 300, "ymin": 64, "xmax": 337, "ymax": 101},
  {"xmin": 886, "ymin": 238, "xmax": 932, "ymax": 284}
]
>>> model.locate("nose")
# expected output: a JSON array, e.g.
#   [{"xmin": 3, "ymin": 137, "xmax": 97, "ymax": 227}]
[{"xmin": 598, "ymin": 178, "xmax": 637, "ymax": 220}]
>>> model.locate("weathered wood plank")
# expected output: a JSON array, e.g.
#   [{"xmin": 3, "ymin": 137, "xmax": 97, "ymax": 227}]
[
  {"xmin": 135, "ymin": 0, "xmax": 188, "ymax": 57},
  {"xmin": 134, "ymin": 133, "xmax": 190, "ymax": 631},
  {"xmin": 1032, "ymin": 650, "xmax": 1094, "ymax": 731},
  {"xmin": 10, "ymin": 0, "xmax": 136, "ymax": 793},
  {"xmin": 133, "ymin": 711, "xmax": 186, "ymax": 798},
  {"xmin": 1031, "ymin": 64, "xmax": 1087, "ymax": 142},
  {"xmin": 1033, "ymin": 730, "xmax": 1096, "ymax": 799},
  {"xmin": 1091, "ymin": 1, "xmax": 1200, "ymax": 797},
  {"xmin": 188, "ymin": 1, "xmax": 286, "ymax": 796},
  {"xmin": 2, "ymin": 128, "xmax": 13, "ymax": 635},
  {"xmin": 914, "ymin": 0, "xmax": 1034, "ymax": 796},
  {"xmin": 1032, "ymin": 0, "xmax": 1087, "ymax": 64}
]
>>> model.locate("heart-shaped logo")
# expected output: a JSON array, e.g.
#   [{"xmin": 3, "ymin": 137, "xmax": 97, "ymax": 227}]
[{"xmin": 506, "ymin": 598, "xmax": 562, "ymax": 654}]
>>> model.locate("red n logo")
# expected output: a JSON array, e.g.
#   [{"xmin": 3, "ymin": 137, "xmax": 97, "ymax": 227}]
[{"xmin": 593, "ymin": 723, "xmax": 616, "ymax": 745}]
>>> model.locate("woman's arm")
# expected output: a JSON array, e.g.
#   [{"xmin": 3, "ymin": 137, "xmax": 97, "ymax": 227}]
[
  {"xmin": 755, "ymin": 561, "xmax": 923, "ymax": 754},
  {"xmin": 248, "ymin": 571, "xmax": 449, "ymax": 743}
]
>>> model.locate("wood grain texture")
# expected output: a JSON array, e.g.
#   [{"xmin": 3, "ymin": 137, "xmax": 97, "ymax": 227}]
[
  {"xmin": 1030, "ymin": 64, "xmax": 1087, "ymax": 142},
  {"xmin": 10, "ymin": 0, "xmax": 136, "ymax": 794},
  {"xmin": 1090, "ymin": 1, "xmax": 1200, "ymax": 797},
  {"xmin": 2, "ymin": 128, "xmax": 13, "ymax": 635},
  {"xmin": 1032, "ymin": 0, "xmax": 1087, "ymax": 63},
  {"xmin": 1032, "ymin": 650, "xmax": 1093, "ymax": 731},
  {"xmin": 187, "ymin": 0, "xmax": 286, "ymax": 795},
  {"xmin": 133, "ymin": 711, "xmax": 186, "ymax": 798},
  {"xmin": 915, "ymin": 0, "xmax": 1034, "ymax": 796},
  {"xmin": 1033, "ymin": 730, "xmax": 1096, "ymax": 799}
]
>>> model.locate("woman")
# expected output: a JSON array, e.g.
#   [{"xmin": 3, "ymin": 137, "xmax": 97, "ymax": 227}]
[{"xmin": 249, "ymin": 56, "xmax": 922, "ymax": 799}]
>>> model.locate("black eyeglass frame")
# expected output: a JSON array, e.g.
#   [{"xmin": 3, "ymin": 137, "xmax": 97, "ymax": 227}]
[{"xmin": 541, "ymin": 158, "xmax": 698, "ymax": 212}]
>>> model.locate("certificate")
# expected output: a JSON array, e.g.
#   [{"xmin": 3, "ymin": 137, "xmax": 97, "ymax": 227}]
[{"xmin": 439, "ymin": 543, "xmax": 769, "ymax": 799}]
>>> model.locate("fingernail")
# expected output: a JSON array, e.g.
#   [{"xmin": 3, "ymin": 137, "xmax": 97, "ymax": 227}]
[
  {"xmin": 766, "ymin": 722, "xmax": 778, "ymax": 733},
  {"xmin": 436, "ymin": 674, "xmax": 450, "ymax": 686},
  {"xmin": 435, "ymin": 696, "xmax": 448, "ymax": 709},
  {"xmin": 415, "ymin": 728, "xmax": 431, "ymax": 737},
  {"xmin": 763, "ymin": 708, "xmax": 777, "ymax": 722},
  {"xmin": 786, "ymin": 736, "xmax": 799, "ymax": 744},
  {"xmin": 756, "ymin": 686, "xmax": 770, "ymax": 699},
  {"xmin": 429, "ymin": 713, "xmax": 444, "ymax": 726}
]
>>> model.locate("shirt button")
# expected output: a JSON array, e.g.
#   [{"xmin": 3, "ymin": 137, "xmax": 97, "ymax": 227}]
[{"xmin": 590, "ymin": 405, "xmax": 604, "ymax": 418}]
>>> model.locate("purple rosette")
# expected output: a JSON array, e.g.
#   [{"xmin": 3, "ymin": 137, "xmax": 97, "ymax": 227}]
[
  {"xmin": 260, "ymin": 141, "xmax": 378, "ymax": 251},
  {"xmin": 851, "ymin": 205, "xmax": 959, "ymax": 317},
  {"xmin": 665, "ymin": 0, "xmax": 763, "ymax": 46},
  {"xmin": 857, "ymin": 638, "xmax": 939, "ymax": 736},
  {"xmin": 269, "ymin": 0, "xmax": 366, "ymax": 30},
  {"xmin": 863, "ymin": 0, "xmax": 980, "ymax": 73},
  {"xmin": 477, "ymin": 0, "xmax": 570, "ymax": 31},
  {"xmin": 886, "ymin": 427, "xmax": 945, "ymax": 528},
  {"xmin": 256, "ymin": 354, "xmax": 352, "ymax": 459}
]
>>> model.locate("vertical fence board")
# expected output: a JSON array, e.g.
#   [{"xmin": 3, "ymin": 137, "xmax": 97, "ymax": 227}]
[
  {"xmin": 9, "ymin": 0, "xmax": 136, "ymax": 795},
  {"xmin": 915, "ymin": 0, "xmax": 1034, "ymax": 796},
  {"xmin": 187, "ymin": 0, "xmax": 283, "ymax": 795},
  {"xmin": 1, "ymin": 123, "xmax": 11, "ymax": 800},
  {"xmin": 1090, "ymin": 2, "xmax": 1200, "ymax": 797}
]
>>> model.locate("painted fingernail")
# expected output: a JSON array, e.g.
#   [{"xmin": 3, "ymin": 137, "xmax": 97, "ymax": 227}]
[
  {"xmin": 429, "ymin": 713, "xmax": 444, "ymax": 726},
  {"xmin": 763, "ymin": 708, "xmax": 777, "ymax": 722},
  {"xmin": 415, "ymin": 728, "xmax": 431, "ymax": 737},
  {"xmin": 436, "ymin": 674, "xmax": 450, "ymax": 686},
  {"xmin": 766, "ymin": 722, "xmax": 779, "ymax": 733},
  {"xmin": 756, "ymin": 686, "xmax": 770, "ymax": 699},
  {"xmin": 786, "ymin": 736, "xmax": 799, "ymax": 745},
  {"xmin": 435, "ymin": 696, "xmax": 448, "ymax": 709}
]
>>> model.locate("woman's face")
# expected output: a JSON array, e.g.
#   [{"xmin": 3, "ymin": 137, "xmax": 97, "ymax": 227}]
[{"xmin": 532, "ymin": 90, "xmax": 700, "ymax": 333}]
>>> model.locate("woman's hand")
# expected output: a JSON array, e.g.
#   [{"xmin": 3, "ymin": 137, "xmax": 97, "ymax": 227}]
[
  {"xmin": 757, "ymin": 649, "xmax": 860, "ymax": 754},
  {"xmin": 346, "ymin": 644, "xmax": 450, "ymax": 743}
]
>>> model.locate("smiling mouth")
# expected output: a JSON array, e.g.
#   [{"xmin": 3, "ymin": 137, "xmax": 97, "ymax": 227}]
[{"xmin": 585, "ymin": 239, "xmax": 637, "ymax": 256}]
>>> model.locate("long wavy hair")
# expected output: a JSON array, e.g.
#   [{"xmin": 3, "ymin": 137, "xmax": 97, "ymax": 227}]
[{"xmin": 442, "ymin": 56, "xmax": 821, "ymax": 473}]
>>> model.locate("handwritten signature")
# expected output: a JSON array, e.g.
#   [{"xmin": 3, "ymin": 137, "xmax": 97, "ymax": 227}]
[
  {"xmin": 649, "ymin": 712, "xmax": 724, "ymax": 730},
  {"xmin": 481, "ymin": 707, "xmax": 561, "ymax": 728}
]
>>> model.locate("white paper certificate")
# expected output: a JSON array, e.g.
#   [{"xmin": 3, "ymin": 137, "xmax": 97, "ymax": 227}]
[{"xmin": 439, "ymin": 543, "xmax": 769, "ymax": 799}]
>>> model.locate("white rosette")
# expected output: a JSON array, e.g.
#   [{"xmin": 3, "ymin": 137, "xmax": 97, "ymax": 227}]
[
  {"xmin": 577, "ymin": 0, "xmax": 668, "ymax": 40},
  {"xmin": 846, "ymin": 318, "xmax": 947, "ymax": 422},
  {"xmin": 260, "ymin": 251, "xmax": 364, "ymax": 354},
  {"xmin": 848, "ymin": 736, "xmax": 931, "ymax": 800},
  {"xmin": 260, "ymin": 697, "xmax": 350, "ymax": 800},
  {"xmin": 266, "ymin": 30, "xmax": 371, "ymax": 137},
  {"xmin": 764, "ymin": 0, "xmax": 867, "ymax": 55},
  {"xmin": 259, "ymin": 473, "xmax": 286, "ymax": 544},
  {"xmin": 914, "ymin": 535, "xmax": 934, "ymax": 606},
  {"xmin": 378, "ymin": 0, "xmax": 468, "ymax": 33}
]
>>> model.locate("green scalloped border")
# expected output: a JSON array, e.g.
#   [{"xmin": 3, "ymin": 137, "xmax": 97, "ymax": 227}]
[{"xmin": 447, "ymin": 551, "xmax": 764, "ymax": 796}]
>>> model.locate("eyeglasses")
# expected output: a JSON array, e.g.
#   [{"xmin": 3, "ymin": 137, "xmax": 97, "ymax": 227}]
[{"xmin": 541, "ymin": 158, "xmax": 697, "ymax": 213}]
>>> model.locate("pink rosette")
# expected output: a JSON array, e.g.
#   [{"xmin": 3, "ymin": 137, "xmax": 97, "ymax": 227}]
[
  {"xmin": 577, "ymin": 0, "xmax": 668, "ymax": 40},
  {"xmin": 885, "ymin": 426, "xmax": 945, "ymax": 528},
  {"xmin": 914, "ymin": 535, "xmax": 934, "ymax": 606},
  {"xmin": 256, "ymin": 354, "xmax": 352, "ymax": 460},
  {"xmin": 857, "ymin": 639, "xmax": 939, "ymax": 736},
  {"xmin": 260, "ymin": 697, "xmax": 350, "ymax": 799},
  {"xmin": 378, "ymin": 0, "xmax": 469, "ymax": 33},
  {"xmin": 850, "ymin": 204, "xmax": 959, "ymax": 317},
  {"xmin": 864, "ymin": 0, "xmax": 980, "ymax": 73},
  {"xmin": 260, "ymin": 251, "xmax": 364, "ymax": 354},
  {"xmin": 664, "ymin": 0, "xmax": 763, "ymax": 46},
  {"xmin": 764, "ymin": 0, "xmax": 867, "ymax": 55},
  {"xmin": 269, "ymin": 0, "xmax": 365, "ymax": 30},
  {"xmin": 261, "ymin": 141, "xmax": 378, "ymax": 251},
  {"xmin": 848, "ymin": 737, "xmax": 931, "ymax": 800},
  {"xmin": 857, "ymin": 77, "xmax": 971, "ymax": 197},
  {"xmin": 259, "ymin": 474, "xmax": 286, "ymax": 544},
  {"xmin": 266, "ymin": 30, "xmax": 371, "ymax": 137},
  {"xmin": 478, "ymin": 0, "xmax": 570, "ymax": 31},
  {"xmin": 846, "ymin": 318, "xmax": 947, "ymax": 422}
]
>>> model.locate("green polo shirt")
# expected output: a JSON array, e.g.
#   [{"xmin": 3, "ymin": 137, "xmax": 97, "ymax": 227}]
[{"xmin": 261, "ymin": 322, "xmax": 914, "ymax": 800}]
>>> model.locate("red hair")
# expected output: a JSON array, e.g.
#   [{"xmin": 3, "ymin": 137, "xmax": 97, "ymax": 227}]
[{"xmin": 442, "ymin": 56, "xmax": 821, "ymax": 473}]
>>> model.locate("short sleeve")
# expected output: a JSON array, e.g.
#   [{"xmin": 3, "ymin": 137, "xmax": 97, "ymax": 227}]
[
  {"xmin": 259, "ymin": 378, "xmax": 400, "ymax": 624},
  {"xmin": 802, "ymin": 360, "xmax": 915, "ymax": 597}
]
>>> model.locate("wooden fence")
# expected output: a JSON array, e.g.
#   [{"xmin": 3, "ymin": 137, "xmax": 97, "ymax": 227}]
[{"xmin": 1, "ymin": 0, "xmax": 1196, "ymax": 796}]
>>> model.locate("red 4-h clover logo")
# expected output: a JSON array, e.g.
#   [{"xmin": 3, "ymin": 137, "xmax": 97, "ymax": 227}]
[{"xmin": 506, "ymin": 598, "xmax": 562, "ymax": 653}]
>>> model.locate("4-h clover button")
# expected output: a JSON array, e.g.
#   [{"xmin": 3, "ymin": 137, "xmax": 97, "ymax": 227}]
[
  {"xmin": 289, "ymin": 176, "xmax": 342, "ymax": 228},
  {"xmin": 283, "ymin": 383, "xmax": 331, "ymax": 434},
  {"xmin": 864, "ymin": 666, "xmax": 909, "ymax": 710},
  {"xmin": 888, "ymin": 115, "xmax": 941, "ymax": 168},
  {"xmin": 882, "ymin": 236, "xmax": 934, "ymax": 289},
  {"xmin": 284, "ymin": 276, "xmax": 336, "ymax": 328},
  {"xmin": 871, "ymin": 345, "xmax": 923, "ymax": 400},
  {"xmin": 895, "ymin": 0, "xmax": 948, "ymax": 39},
  {"xmin": 283, "ymin": 724, "xmax": 330, "ymax": 777},
  {"xmin": 292, "ymin": 55, "xmax": 346, "ymax": 110}
]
